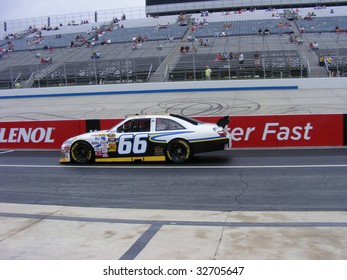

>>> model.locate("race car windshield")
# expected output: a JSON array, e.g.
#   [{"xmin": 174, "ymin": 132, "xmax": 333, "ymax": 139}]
[{"xmin": 170, "ymin": 114, "xmax": 203, "ymax": 125}]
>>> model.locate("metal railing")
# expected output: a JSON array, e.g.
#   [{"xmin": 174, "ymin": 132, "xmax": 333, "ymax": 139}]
[
  {"xmin": 166, "ymin": 57, "xmax": 309, "ymax": 81},
  {"xmin": 12, "ymin": 73, "xmax": 21, "ymax": 88},
  {"xmin": 2, "ymin": 54, "xmax": 347, "ymax": 90},
  {"xmin": 147, "ymin": 64, "xmax": 153, "ymax": 82},
  {"xmin": 25, "ymin": 72, "xmax": 36, "ymax": 87},
  {"xmin": 31, "ymin": 60, "xmax": 156, "ymax": 88}
]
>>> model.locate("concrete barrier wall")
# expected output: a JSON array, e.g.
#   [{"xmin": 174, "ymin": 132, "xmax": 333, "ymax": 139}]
[
  {"xmin": 1, "ymin": 77, "xmax": 347, "ymax": 99},
  {"xmin": 1, "ymin": 78, "xmax": 346, "ymax": 151},
  {"xmin": 0, "ymin": 114, "xmax": 344, "ymax": 150}
]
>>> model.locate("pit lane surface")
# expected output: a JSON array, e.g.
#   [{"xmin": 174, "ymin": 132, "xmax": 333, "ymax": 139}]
[
  {"xmin": 1, "ymin": 148, "xmax": 347, "ymax": 260},
  {"xmin": 1, "ymin": 149, "xmax": 347, "ymax": 211}
]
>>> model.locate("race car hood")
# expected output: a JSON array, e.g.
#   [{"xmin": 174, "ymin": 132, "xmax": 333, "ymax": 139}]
[
  {"xmin": 64, "ymin": 130, "xmax": 109, "ymax": 143},
  {"xmin": 77, "ymin": 130, "xmax": 109, "ymax": 140}
]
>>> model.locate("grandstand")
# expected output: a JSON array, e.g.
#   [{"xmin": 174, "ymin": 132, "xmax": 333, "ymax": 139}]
[{"xmin": 1, "ymin": 4, "xmax": 347, "ymax": 89}]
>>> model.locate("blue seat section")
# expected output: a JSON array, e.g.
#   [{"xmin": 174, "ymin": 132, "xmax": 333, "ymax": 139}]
[
  {"xmin": 101, "ymin": 24, "xmax": 189, "ymax": 44},
  {"xmin": 5, "ymin": 32, "xmax": 94, "ymax": 51},
  {"xmin": 4, "ymin": 24, "xmax": 188, "ymax": 51},
  {"xmin": 0, "ymin": 39, "xmax": 7, "ymax": 47},
  {"xmin": 192, "ymin": 19, "xmax": 293, "ymax": 38},
  {"xmin": 296, "ymin": 16, "xmax": 347, "ymax": 33}
]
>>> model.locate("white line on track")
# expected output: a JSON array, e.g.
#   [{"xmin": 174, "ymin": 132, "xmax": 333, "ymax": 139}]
[
  {"xmin": 0, "ymin": 150, "xmax": 15, "ymax": 155},
  {"xmin": 0, "ymin": 164, "xmax": 347, "ymax": 169}
]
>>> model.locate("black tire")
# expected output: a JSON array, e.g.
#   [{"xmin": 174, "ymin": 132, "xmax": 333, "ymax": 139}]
[
  {"xmin": 166, "ymin": 139, "xmax": 192, "ymax": 163},
  {"xmin": 70, "ymin": 141, "xmax": 94, "ymax": 164}
]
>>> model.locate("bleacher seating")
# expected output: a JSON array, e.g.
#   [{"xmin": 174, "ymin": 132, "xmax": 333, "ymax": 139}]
[
  {"xmin": 25, "ymin": 22, "xmax": 107, "ymax": 37},
  {"xmin": 0, "ymin": 39, "xmax": 6, "ymax": 48},
  {"xmin": 102, "ymin": 24, "xmax": 188, "ymax": 44},
  {"xmin": 295, "ymin": 5, "xmax": 347, "ymax": 18},
  {"xmin": 40, "ymin": 57, "xmax": 159, "ymax": 86},
  {"xmin": 1, "ymin": 5, "xmax": 347, "ymax": 88},
  {"xmin": 119, "ymin": 15, "xmax": 179, "ymax": 28},
  {"xmin": 192, "ymin": 19, "xmax": 293, "ymax": 38},
  {"xmin": 190, "ymin": 9, "xmax": 277, "ymax": 22},
  {"xmin": 297, "ymin": 16, "xmax": 347, "ymax": 33}
]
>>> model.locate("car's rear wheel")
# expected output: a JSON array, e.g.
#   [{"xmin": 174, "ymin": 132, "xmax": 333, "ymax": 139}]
[
  {"xmin": 70, "ymin": 141, "xmax": 94, "ymax": 164},
  {"xmin": 166, "ymin": 139, "xmax": 192, "ymax": 163}
]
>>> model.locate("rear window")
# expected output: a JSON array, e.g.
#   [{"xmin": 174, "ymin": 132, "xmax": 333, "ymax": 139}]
[{"xmin": 170, "ymin": 114, "xmax": 203, "ymax": 125}]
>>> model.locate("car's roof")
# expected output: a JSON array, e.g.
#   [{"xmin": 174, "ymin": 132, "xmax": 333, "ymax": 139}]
[
  {"xmin": 126, "ymin": 114, "xmax": 202, "ymax": 125},
  {"xmin": 126, "ymin": 113, "xmax": 171, "ymax": 119}
]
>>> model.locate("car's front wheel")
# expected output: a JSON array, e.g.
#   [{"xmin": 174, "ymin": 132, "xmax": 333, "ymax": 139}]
[
  {"xmin": 166, "ymin": 139, "xmax": 192, "ymax": 163},
  {"xmin": 70, "ymin": 141, "xmax": 94, "ymax": 164}
]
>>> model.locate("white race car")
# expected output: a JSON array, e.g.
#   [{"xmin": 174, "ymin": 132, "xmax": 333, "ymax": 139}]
[{"xmin": 60, "ymin": 114, "xmax": 230, "ymax": 164}]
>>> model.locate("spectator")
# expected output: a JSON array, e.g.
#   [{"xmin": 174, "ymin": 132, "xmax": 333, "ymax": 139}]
[
  {"xmin": 7, "ymin": 42, "xmax": 14, "ymax": 51},
  {"xmin": 203, "ymin": 38, "xmax": 210, "ymax": 47},
  {"xmin": 214, "ymin": 53, "xmax": 222, "ymax": 61},
  {"xmin": 222, "ymin": 52, "xmax": 229, "ymax": 60},
  {"xmin": 319, "ymin": 54, "xmax": 324, "ymax": 66},
  {"xmin": 238, "ymin": 53, "xmax": 245, "ymax": 69},
  {"xmin": 91, "ymin": 51, "xmax": 100, "ymax": 59},
  {"xmin": 40, "ymin": 57, "xmax": 52, "ymax": 63},
  {"xmin": 205, "ymin": 66, "xmax": 212, "ymax": 80},
  {"xmin": 313, "ymin": 41, "xmax": 319, "ymax": 50},
  {"xmin": 326, "ymin": 55, "xmax": 333, "ymax": 65},
  {"xmin": 254, "ymin": 51, "xmax": 260, "ymax": 67},
  {"xmin": 308, "ymin": 42, "xmax": 314, "ymax": 51}
]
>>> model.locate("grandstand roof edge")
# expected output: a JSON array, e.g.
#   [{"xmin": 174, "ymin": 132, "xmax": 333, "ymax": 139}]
[{"xmin": 1, "ymin": 5, "xmax": 146, "ymax": 23}]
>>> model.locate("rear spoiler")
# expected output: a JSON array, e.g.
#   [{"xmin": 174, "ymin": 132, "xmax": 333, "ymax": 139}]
[{"xmin": 216, "ymin": 116, "xmax": 230, "ymax": 128}]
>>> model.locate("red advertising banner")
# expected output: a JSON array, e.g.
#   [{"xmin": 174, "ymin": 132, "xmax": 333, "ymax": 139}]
[
  {"xmin": 226, "ymin": 114, "xmax": 344, "ymax": 148},
  {"xmin": 0, "ymin": 120, "xmax": 85, "ymax": 149},
  {"xmin": 100, "ymin": 119, "xmax": 122, "ymax": 130},
  {"xmin": 0, "ymin": 114, "xmax": 344, "ymax": 149}
]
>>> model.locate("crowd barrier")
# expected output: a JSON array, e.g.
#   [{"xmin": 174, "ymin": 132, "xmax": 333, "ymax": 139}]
[{"xmin": 0, "ymin": 114, "xmax": 344, "ymax": 150}]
